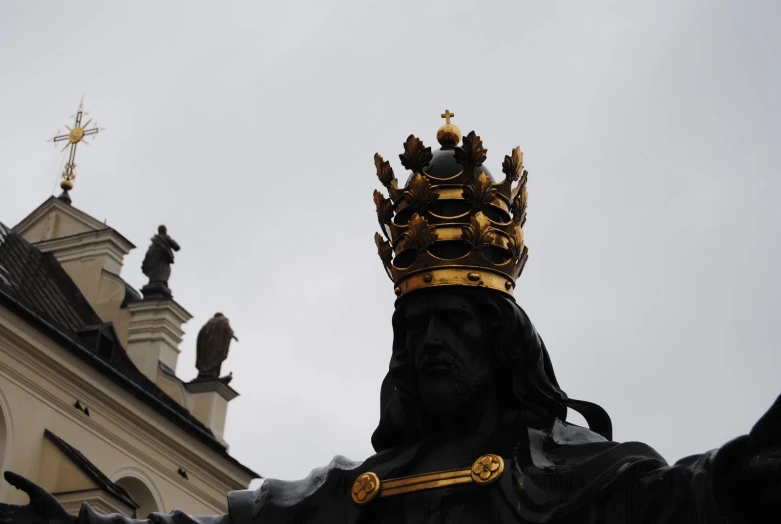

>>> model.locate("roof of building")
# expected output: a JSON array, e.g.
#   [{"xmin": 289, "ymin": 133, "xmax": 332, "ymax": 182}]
[
  {"xmin": 0, "ymin": 222, "xmax": 258, "ymax": 479},
  {"xmin": 0, "ymin": 223, "xmax": 97, "ymax": 331},
  {"xmin": 44, "ymin": 429, "xmax": 139, "ymax": 510}
]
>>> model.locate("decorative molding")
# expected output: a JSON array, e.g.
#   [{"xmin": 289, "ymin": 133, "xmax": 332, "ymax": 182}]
[
  {"xmin": 126, "ymin": 300, "xmax": 191, "ymax": 342},
  {"xmin": 33, "ymin": 228, "xmax": 134, "ymax": 274},
  {"xmin": 56, "ymin": 489, "xmax": 137, "ymax": 517},
  {"xmin": 185, "ymin": 379, "xmax": 239, "ymax": 401}
]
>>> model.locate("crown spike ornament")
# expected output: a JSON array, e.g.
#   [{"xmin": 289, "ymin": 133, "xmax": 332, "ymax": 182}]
[{"xmin": 372, "ymin": 112, "xmax": 529, "ymax": 298}]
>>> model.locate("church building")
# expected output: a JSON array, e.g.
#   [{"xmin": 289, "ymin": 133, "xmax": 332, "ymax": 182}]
[{"xmin": 0, "ymin": 103, "xmax": 257, "ymax": 517}]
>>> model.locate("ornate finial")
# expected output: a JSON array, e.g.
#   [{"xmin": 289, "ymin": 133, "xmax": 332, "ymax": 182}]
[
  {"xmin": 437, "ymin": 109, "xmax": 462, "ymax": 148},
  {"xmin": 49, "ymin": 99, "xmax": 104, "ymax": 194},
  {"xmin": 56, "ymin": 189, "xmax": 72, "ymax": 205}
]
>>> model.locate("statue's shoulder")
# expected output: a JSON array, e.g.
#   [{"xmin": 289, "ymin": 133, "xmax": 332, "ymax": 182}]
[
  {"xmin": 523, "ymin": 419, "xmax": 667, "ymax": 471},
  {"xmin": 227, "ymin": 455, "xmax": 366, "ymax": 524},
  {"xmin": 550, "ymin": 419, "xmax": 611, "ymax": 444}
]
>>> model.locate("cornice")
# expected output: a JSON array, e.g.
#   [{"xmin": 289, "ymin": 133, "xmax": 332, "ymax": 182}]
[
  {"xmin": 32, "ymin": 226, "xmax": 136, "ymax": 255},
  {"xmin": 127, "ymin": 299, "xmax": 193, "ymax": 325},
  {"xmin": 33, "ymin": 228, "xmax": 135, "ymax": 267},
  {"xmin": 55, "ymin": 489, "xmax": 137, "ymax": 517},
  {"xmin": 185, "ymin": 379, "xmax": 239, "ymax": 402}
]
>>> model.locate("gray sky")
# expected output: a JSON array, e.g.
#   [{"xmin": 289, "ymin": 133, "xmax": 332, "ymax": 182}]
[{"xmin": 1, "ymin": 0, "xmax": 780, "ymax": 484}]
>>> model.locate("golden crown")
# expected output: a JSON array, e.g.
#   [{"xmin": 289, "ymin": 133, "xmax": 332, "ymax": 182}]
[{"xmin": 373, "ymin": 111, "xmax": 528, "ymax": 298}]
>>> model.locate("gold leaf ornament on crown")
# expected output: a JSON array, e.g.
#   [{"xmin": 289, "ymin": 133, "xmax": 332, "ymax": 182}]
[{"xmin": 373, "ymin": 111, "xmax": 529, "ymax": 298}]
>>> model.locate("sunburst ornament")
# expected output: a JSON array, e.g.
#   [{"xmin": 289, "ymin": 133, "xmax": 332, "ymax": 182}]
[{"xmin": 49, "ymin": 98, "xmax": 104, "ymax": 192}]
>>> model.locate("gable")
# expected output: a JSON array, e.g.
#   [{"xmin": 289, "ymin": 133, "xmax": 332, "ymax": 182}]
[{"xmin": 13, "ymin": 197, "xmax": 107, "ymax": 243}]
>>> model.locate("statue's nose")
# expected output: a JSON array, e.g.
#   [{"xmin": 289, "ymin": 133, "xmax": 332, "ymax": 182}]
[{"xmin": 423, "ymin": 317, "xmax": 443, "ymax": 349}]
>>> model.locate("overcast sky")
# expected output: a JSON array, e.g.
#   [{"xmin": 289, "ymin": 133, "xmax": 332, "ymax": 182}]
[{"xmin": 1, "ymin": 0, "xmax": 780, "ymax": 486}]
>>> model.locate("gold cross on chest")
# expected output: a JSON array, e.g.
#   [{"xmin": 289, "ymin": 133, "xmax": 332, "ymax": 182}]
[
  {"xmin": 441, "ymin": 109, "xmax": 455, "ymax": 125},
  {"xmin": 49, "ymin": 99, "xmax": 103, "ymax": 191}
]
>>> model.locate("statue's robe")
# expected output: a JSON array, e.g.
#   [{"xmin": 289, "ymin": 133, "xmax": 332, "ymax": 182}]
[
  {"xmin": 79, "ymin": 420, "xmax": 743, "ymax": 524},
  {"xmin": 141, "ymin": 235, "xmax": 178, "ymax": 284},
  {"xmin": 195, "ymin": 316, "xmax": 234, "ymax": 378}
]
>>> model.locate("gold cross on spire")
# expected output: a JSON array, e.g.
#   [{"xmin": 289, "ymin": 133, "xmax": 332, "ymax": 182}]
[
  {"xmin": 441, "ymin": 109, "xmax": 455, "ymax": 125},
  {"xmin": 49, "ymin": 98, "xmax": 103, "ymax": 192}
]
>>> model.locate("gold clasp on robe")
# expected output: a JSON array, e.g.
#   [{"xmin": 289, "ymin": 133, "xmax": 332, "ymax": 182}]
[{"xmin": 351, "ymin": 454, "xmax": 504, "ymax": 505}]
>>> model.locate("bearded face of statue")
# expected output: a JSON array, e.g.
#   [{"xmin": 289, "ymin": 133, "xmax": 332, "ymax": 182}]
[{"xmin": 403, "ymin": 291, "xmax": 496, "ymax": 420}]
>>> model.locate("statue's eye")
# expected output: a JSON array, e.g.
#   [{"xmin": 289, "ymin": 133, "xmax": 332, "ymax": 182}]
[
  {"xmin": 444, "ymin": 315, "xmax": 463, "ymax": 329},
  {"xmin": 406, "ymin": 316, "xmax": 427, "ymax": 332}
]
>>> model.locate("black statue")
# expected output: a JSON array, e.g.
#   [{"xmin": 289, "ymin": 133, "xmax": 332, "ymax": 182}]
[
  {"xmin": 140, "ymin": 225, "xmax": 180, "ymax": 298},
  {"xmin": 2, "ymin": 288, "xmax": 781, "ymax": 523},
  {"xmin": 195, "ymin": 313, "xmax": 238, "ymax": 379}
]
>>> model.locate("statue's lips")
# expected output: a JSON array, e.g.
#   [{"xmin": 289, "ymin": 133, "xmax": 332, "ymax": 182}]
[{"xmin": 418, "ymin": 353, "xmax": 462, "ymax": 376}]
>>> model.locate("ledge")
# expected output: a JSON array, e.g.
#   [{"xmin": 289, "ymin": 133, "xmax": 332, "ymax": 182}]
[{"xmin": 185, "ymin": 377, "xmax": 239, "ymax": 401}]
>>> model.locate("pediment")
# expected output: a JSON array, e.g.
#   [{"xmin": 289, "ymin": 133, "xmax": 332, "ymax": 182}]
[
  {"xmin": 39, "ymin": 430, "xmax": 138, "ymax": 510},
  {"xmin": 39, "ymin": 431, "xmax": 103, "ymax": 494},
  {"xmin": 12, "ymin": 197, "xmax": 133, "ymax": 249}
]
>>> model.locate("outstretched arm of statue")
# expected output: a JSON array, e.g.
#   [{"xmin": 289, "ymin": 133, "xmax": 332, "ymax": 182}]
[
  {"xmin": 0, "ymin": 473, "xmax": 230, "ymax": 524},
  {"xmin": 710, "ymin": 393, "xmax": 781, "ymax": 520},
  {"xmin": 554, "ymin": 395, "xmax": 781, "ymax": 523},
  {"xmin": 620, "ymin": 393, "xmax": 781, "ymax": 522}
]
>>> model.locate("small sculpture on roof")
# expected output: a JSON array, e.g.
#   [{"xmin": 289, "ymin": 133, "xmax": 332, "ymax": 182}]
[
  {"xmin": 195, "ymin": 313, "xmax": 238, "ymax": 380},
  {"xmin": 140, "ymin": 225, "xmax": 180, "ymax": 299}
]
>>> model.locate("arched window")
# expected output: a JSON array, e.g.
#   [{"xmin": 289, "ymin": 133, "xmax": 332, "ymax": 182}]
[{"xmin": 112, "ymin": 469, "xmax": 163, "ymax": 518}]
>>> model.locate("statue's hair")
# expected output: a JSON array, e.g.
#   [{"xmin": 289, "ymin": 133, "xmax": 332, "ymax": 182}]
[{"xmin": 371, "ymin": 288, "xmax": 611, "ymax": 451}]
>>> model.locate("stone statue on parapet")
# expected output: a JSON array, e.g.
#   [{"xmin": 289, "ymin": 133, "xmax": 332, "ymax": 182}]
[
  {"xmin": 195, "ymin": 313, "xmax": 238, "ymax": 380},
  {"xmin": 140, "ymin": 225, "xmax": 180, "ymax": 299}
]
